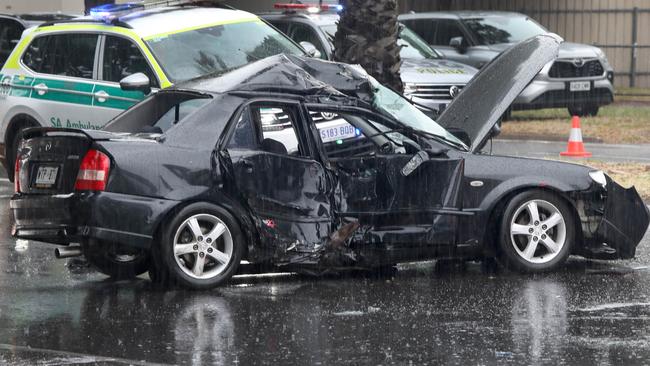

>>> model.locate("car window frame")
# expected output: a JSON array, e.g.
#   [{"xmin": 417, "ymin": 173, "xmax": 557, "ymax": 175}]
[
  {"xmin": 303, "ymin": 102, "xmax": 418, "ymax": 165},
  {"xmin": 221, "ymin": 98, "xmax": 318, "ymax": 161},
  {"xmin": 287, "ymin": 21, "xmax": 330, "ymax": 60},
  {"xmin": 0, "ymin": 16, "xmax": 26, "ymax": 65},
  {"xmin": 432, "ymin": 18, "xmax": 474, "ymax": 47},
  {"xmin": 20, "ymin": 30, "xmax": 102, "ymax": 81},
  {"xmin": 102, "ymin": 89, "xmax": 212, "ymax": 133},
  {"xmin": 97, "ymin": 32, "xmax": 161, "ymax": 88}
]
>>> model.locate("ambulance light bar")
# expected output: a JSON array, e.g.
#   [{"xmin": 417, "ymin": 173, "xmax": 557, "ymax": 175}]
[
  {"xmin": 273, "ymin": 3, "xmax": 343, "ymax": 14},
  {"xmin": 90, "ymin": 0, "xmax": 226, "ymax": 23}
]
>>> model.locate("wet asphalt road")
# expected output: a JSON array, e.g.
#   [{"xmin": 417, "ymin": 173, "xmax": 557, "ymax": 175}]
[{"xmin": 2, "ymin": 178, "xmax": 650, "ymax": 365}]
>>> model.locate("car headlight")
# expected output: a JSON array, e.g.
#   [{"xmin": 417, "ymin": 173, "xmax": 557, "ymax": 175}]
[
  {"xmin": 403, "ymin": 83, "xmax": 417, "ymax": 96},
  {"xmin": 589, "ymin": 170, "xmax": 607, "ymax": 188}
]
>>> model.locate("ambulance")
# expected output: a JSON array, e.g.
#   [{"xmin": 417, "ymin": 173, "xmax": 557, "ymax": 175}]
[{"xmin": 0, "ymin": 0, "xmax": 306, "ymax": 180}]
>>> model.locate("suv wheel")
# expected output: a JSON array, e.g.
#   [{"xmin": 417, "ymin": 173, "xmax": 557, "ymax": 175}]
[{"xmin": 568, "ymin": 104, "xmax": 599, "ymax": 117}]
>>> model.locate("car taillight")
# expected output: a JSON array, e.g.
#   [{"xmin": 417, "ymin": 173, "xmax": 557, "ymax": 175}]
[
  {"xmin": 75, "ymin": 149, "xmax": 110, "ymax": 191},
  {"xmin": 14, "ymin": 156, "xmax": 21, "ymax": 193}
]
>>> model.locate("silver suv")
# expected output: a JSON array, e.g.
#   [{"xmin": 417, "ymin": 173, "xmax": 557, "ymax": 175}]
[
  {"xmin": 399, "ymin": 11, "xmax": 615, "ymax": 117},
  {"xmin": 260, "ymin": 9, "xmax": 477, "ymax": 117}
]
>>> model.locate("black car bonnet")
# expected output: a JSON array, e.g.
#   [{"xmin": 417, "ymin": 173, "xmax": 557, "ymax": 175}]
[{"xmin": 436, "ymin": 34, "xmax": 562, "ymax": 152}]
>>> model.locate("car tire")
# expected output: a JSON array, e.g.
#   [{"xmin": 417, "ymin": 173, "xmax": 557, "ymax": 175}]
[
  {"xmin": 82, "ymin": 239, "xmax": 151, "ymax": 280},
  {"xmin": 586, "ymin": 105, "xmax": 599, "ymax": 117},
  {"xmin": 158, "ymin": 203, "xmax": 243, "ymax": 290},
  {"xmin": 497, "ymin": 190, "xmax": 575, "ymax": 272},
  {"xmin": 568, "ymin": 105, "xmax": 599, "ymax": 118}
]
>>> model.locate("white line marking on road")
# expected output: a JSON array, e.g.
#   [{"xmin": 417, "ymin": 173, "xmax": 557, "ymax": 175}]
[
  {"xmin": 0, "ymin": 178, "xmax": 9, "ymax": 182},
  {"xmin": 0, "ymin": 343, "xmax": 172, "ymax": 366}
]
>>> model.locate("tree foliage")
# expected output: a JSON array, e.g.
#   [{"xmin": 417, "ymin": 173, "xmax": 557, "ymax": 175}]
[{"xmin": 333, "ymin": 0, "xmax": 403, "ymax": 93}]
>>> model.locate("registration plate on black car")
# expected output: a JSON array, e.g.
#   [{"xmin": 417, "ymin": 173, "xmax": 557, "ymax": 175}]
[{"xmin": 33, "ymin": 165, "xmax": 59, "ymax": 188}]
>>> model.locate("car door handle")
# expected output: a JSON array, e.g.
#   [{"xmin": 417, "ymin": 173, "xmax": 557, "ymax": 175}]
[
  {"xmin": 33, "ymin": 83, "xmax": 48, "ymax": 96},
  {"xmin": 94, "ymin": 90, "xmax": 109, "ymax": 103}
]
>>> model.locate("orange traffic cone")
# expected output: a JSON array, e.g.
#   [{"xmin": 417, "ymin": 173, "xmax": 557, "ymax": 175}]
[{"xmin": 560, "ymin": 116, "xmax": 592, "ymax": 158}]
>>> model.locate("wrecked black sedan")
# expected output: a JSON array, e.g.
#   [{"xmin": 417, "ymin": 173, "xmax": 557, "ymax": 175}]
[{"xmin": 11, "ymin": 34, "xmax": 649, "ymax": 289}]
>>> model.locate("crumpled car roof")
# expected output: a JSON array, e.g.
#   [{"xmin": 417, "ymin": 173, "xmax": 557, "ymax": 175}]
[{"xmin": 178, "ymin": 54, "xmax": 374, "ymax": 101}]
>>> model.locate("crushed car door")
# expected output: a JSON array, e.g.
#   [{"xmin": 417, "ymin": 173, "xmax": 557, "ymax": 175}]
[
  {"xmin": 224, "ymin": 102, "xmax": 334, "ymax": 260},
  {"xmin": 307, "ymin": 108, "xmax": 465, "ymax": 248}
]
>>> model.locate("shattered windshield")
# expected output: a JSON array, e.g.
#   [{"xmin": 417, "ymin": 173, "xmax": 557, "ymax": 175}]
[
  {"xmin": 146, "ymin": 20, "xmax": 305, "ymax": 83},
  {"xmin": 370, "ymin": 79, "xmax": 467, "ymax": 150}
]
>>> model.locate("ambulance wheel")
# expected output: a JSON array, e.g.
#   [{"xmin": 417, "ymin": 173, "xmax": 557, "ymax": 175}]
[{"xmin": 6, "ymin": 118, "xmax": 37, "ymax": 181}]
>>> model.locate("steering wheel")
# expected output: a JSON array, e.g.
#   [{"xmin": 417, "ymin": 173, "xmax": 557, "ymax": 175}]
[{"xmin": 379, "ymin": 141, "xmax": 395, "ymax": 154}]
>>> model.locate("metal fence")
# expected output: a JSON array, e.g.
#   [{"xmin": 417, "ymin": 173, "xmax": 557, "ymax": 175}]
[{"xmin": 399, "ymin": 0, "xmax": 650, "ymax": 89}]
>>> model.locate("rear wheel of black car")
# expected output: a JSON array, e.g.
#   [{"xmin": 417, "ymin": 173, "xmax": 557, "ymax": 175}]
[
  {"xmin": 498, "ymin": 190, "xmax": 575, "ymax": 272},
  {"xmin": 82, "ymin": 239, "xmax": 151, "ymax": 280},
  {"xmin": 159, "ymin": 203, "xmax": 243, "ymax": 290},
  {"xmin": 568, "ymin": 104, "xmax": 599, "ymax": 117}
]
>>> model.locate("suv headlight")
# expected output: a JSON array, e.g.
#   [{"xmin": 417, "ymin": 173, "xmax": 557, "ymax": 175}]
[{"xmin": 589, "ymin": 170, "xmax": 607, "ymax": 188}]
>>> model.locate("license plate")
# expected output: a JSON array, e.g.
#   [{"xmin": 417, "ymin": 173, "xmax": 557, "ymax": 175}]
[
  {"xmin": 570, "ymin": 81, "xmax": 591, "ymax": 92},
  {"xmin": 319, "ymin": 122, "xmax": 358, "ymax": 143},
  {"xmin": 34, "ymin": 166, "xmax": 58, "ymax": 187}
]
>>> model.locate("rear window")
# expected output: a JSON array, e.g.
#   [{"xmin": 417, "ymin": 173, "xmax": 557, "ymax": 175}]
[{"xmin": 103, "ymin": 92, "xmax": 211, "ymax": 133}]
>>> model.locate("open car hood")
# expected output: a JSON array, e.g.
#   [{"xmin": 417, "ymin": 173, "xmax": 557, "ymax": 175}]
[{"xmin": 436, "ymin": 34, "xmax": 562, "ymax": 153}]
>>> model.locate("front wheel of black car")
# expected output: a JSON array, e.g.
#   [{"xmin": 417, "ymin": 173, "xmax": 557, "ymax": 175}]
[
  {"xmin": 159, "ymin": 203, "xmax": 243, "ymax": 290},
  {"xmin": 82, "ymin": 239, "xmax": 151, "ymax": 280},
  {"xmin": 498, "ymin": 190, "xmax": 576, "ymax": 272}
]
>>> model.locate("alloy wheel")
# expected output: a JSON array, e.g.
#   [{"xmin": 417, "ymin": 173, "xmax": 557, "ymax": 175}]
[
  {"xmin": 509, "ymin": 199, "xmax": 567, "ymax": 264},
  {"xmin": 173, "ymin": 214, "xmax": 234, "ymax": 280}
]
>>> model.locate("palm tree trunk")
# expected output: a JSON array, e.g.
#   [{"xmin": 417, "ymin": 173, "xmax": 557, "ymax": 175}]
[{"xmin": 333, "ymin": 0, "xmax": 403, "ymax": 93}]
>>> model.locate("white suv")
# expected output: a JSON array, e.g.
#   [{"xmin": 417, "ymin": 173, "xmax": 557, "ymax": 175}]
[{"xmin": 0, "ymin": 2, "xmax": 305, "ymax": 180}]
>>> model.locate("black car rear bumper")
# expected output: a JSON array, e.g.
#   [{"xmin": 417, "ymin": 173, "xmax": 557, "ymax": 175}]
[
  {"xmin": 11, "ymin": 191, "xmax": 178, "ymax": 249},
  {"xmin": 582, "ymin": 179, "xmax": 649, "ymax": 259}
]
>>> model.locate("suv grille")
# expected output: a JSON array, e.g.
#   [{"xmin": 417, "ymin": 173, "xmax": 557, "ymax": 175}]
[
  {"xmin": 409, "ymin": 85, "xmax": 463, "ymax": 100},
  {"xmin": 548, "ymin": 59, "xmax": 604, "ymax": 78}
]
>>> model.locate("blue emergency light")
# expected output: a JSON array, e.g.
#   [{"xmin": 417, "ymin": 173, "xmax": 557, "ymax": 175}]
[
  {"xmin": 274, "ymin": 3, "xmax": 343, "ymax": 14},
  {"xmin": 90, "ymin": 2, "xmax": 145, "ymax": 22},
  {"xmin": 90, "ymin": 0, "xmax": 217, "ymax": 23}
]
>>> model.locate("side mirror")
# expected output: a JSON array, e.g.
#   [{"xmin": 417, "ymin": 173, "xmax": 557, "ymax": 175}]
[
  {"xmin": 447, "ymin": 128, "xmax": 472, "ymax": 147},
  {"xmin": 120, "ymin": 73, "xmax": 151, "ymax": 95},
  {"xmin": 300, "ymin": 41, "xmax": 322, "ymax": 59},
  {"xmin": 449, "ymin": 36, "xmax": 466, "ymax": 53}
]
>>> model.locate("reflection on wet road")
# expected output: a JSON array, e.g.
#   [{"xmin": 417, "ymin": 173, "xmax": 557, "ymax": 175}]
[{"xmin": 1, "ymin": 179, "xmax": 650, "ymax": 365}]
